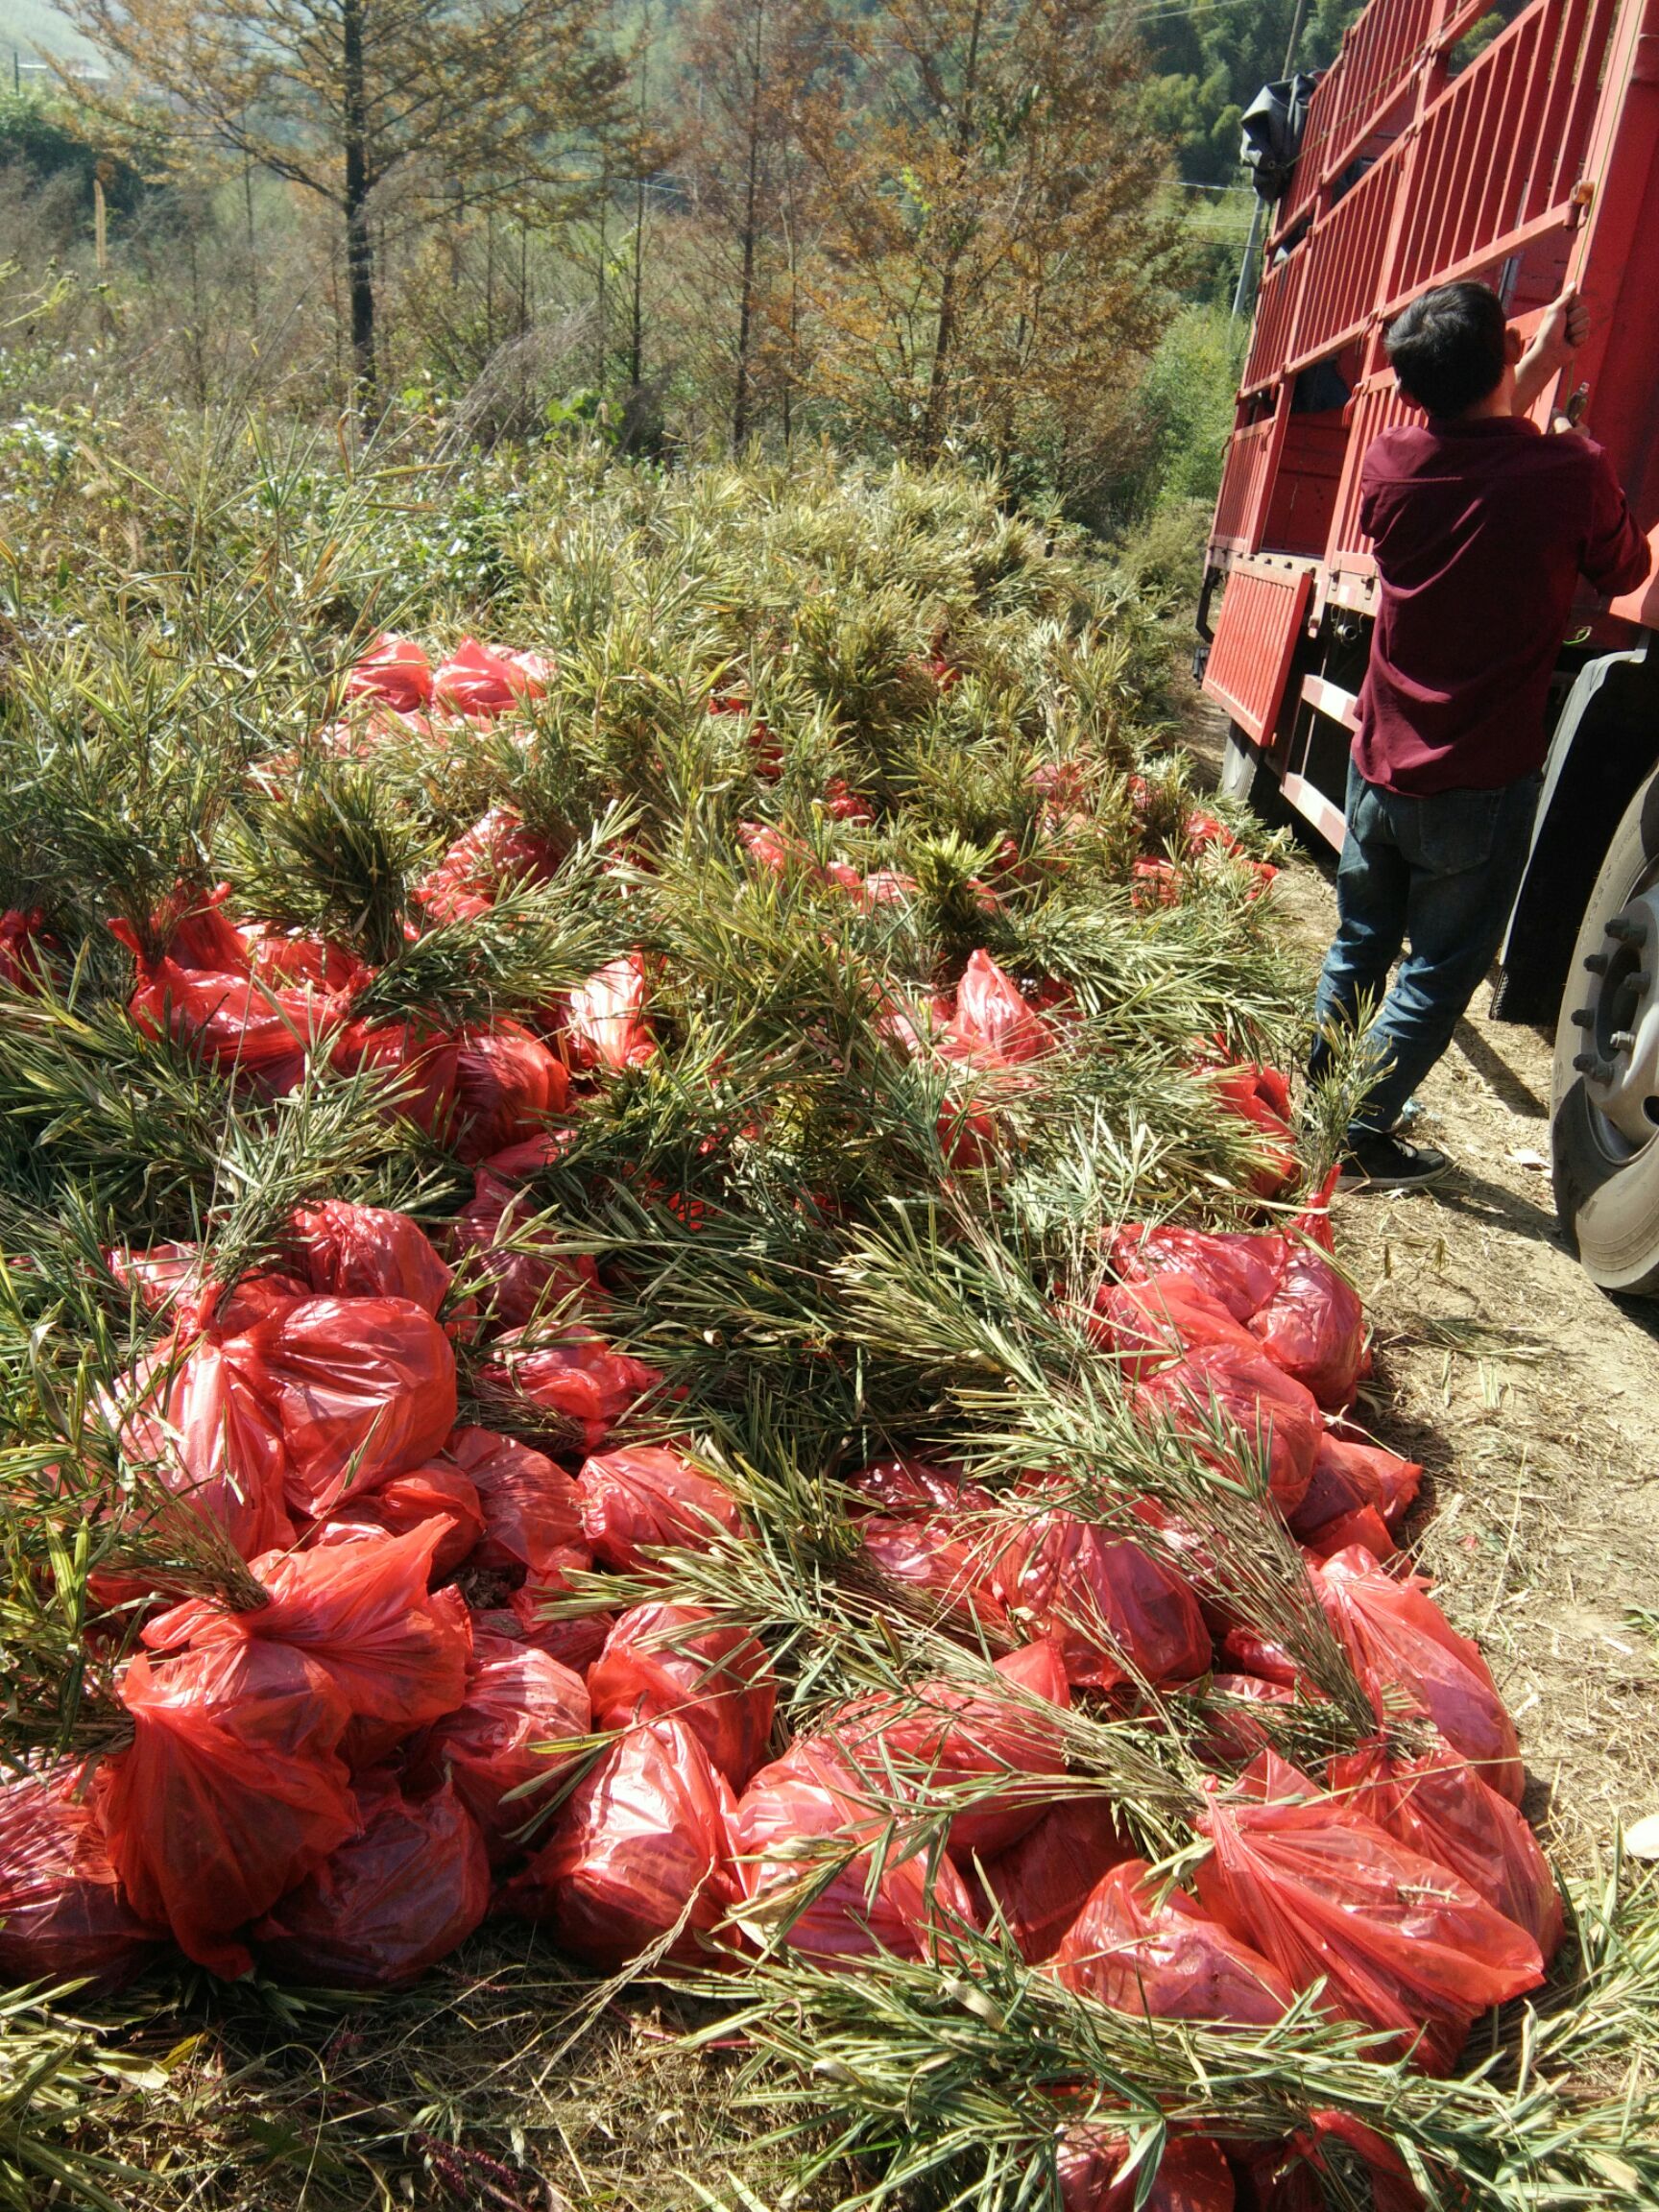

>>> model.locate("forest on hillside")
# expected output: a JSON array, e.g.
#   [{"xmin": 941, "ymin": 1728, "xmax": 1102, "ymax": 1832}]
[{"xmin": 0, "ymin": 0, "xmax": 1360, "ymax": 538}]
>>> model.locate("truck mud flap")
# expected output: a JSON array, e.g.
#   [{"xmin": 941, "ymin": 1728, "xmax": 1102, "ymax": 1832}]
[{"xmin": 1495, "ymin": 639, "xmax": 1659, "ymax": 1024}]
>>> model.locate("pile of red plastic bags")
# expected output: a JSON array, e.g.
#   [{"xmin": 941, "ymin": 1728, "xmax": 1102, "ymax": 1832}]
[
  {"xmin": 0, "ymin": 634, "xmax": 1564, "ymax": 2212},
  {"xmin": 0, "ymin": 1183, "xmax": 1556, "ymax": 2189}
]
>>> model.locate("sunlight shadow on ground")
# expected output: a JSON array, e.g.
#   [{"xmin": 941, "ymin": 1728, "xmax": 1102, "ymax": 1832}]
[{"xmin": 1452, "ymin": 1015, "xmax": 1551, "ymax": 1120}]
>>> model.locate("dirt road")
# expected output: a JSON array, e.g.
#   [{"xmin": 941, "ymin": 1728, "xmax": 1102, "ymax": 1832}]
[{"xmin": 1248, "ymin": 754, "xmax": 1659, "ymax": 1863}]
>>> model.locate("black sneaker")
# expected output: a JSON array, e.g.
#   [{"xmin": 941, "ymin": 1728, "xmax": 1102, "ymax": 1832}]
[{"xmin": 1337, "ymin": 1131, "xmax": 1451, "ymax": 1190}]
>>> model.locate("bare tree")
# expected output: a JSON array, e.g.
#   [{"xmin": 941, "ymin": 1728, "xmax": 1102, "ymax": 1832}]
[{"xmin": 60, "ymin": 0, "xmax": 626, "ymax": 399}]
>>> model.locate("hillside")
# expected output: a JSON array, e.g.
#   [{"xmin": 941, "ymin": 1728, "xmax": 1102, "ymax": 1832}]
[{"xmin": 0, "ymin": 0, "xmax": 94, "ymax": 64}]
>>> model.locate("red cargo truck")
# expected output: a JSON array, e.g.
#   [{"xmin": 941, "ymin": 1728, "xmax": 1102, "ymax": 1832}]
[{"xmin": 1202, "ymin": 0, "xmax": 1659, "ymax": 1286}]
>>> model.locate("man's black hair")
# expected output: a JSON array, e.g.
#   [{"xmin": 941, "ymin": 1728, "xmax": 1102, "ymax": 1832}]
[{"xmin": 1383, "ymin": 281, "xmax": 1508, "ymax": 419}]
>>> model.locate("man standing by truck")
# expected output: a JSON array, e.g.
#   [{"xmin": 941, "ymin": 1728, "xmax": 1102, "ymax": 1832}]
[{"xmin": 1310, "ymin": 280, "xmax": 1649, "ymax": 1188}]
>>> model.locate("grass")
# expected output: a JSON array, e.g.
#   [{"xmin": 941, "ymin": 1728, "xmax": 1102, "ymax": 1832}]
[{"xmin": 0, "ymin": 407, "xmax": 1656, "ymax": 2208}]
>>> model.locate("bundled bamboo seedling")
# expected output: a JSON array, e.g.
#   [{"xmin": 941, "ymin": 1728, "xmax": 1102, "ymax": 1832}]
[{"xmin": 0, "ymin": 440, "xmax": 1652, "ymax": 2211}]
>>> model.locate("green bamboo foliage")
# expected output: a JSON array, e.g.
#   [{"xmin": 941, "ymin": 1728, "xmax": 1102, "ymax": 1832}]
[{"xmin": 0, "ymin": 431, "xmax": 1648, "ymax": 2211}]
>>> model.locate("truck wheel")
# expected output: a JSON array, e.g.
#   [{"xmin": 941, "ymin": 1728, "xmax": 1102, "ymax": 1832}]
[
  {"xmin": 1551, "ymin": 767, "xmax": 1659, "ymax": 1291},
  {"xmin": 1218, "ymin": 721, "xmax": 1289, "ymax": 829}
]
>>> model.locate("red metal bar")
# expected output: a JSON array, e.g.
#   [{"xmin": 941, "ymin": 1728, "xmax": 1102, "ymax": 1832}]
[
  {"xmin": 1213, "ymin": 419, "xmax": 1278, "ymax": 549},
  {"xmin": 1291, "ymin": 147, "xmax": 1403, "ymax": 362},
  {"xmin": 1380, "ymin": 0, "xmax": 1617, "ymax": 301},
  {"xmin": 1241, "ymin": 250, "xmax": 1307, "ymax": 394},
  {"xmin": 1277, "ymin": 0, "xmax": 1436, "ymax": 232},
  {"xmin": 1326, "ymin": 374, "xmax": 1424, "ymax": 565},
  {"xmin": 1527, "ymin": 0, "xmax": 1598, "ymax": 216}
]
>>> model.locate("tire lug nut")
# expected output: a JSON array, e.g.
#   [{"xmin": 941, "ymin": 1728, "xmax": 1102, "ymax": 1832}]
[
  {"xmin": 1612, "ymin": 1030, "xmax": 1636, "ymax": 1052},
  {"xmin": 1574, "ymin": 1051, "xmax": 1598, "ymax": 1073},
  {"xmin": 1584, "ymin": 951, "xmax": 1609, "ymax": 974},
  {"xmin": 1608, "ymin": 916, "xmax": 1647, "ymax": 944},
  {"xmin": 1571, "ymin": 1008, "xmax": 1595, "ymax": 1027}
]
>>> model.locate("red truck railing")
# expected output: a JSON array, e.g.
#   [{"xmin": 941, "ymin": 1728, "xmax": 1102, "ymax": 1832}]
[{"xmin": 1205, "ymin": 0, "xmax": 1659, "ymax": 813}]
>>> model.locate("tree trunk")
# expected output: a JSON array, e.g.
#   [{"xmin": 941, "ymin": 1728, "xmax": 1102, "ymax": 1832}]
[
  {"xmin": 921, "ymin": 0, "xmax": 987, "ymax": 459},
  {"xmin": 732, "ymin": 0, "xmax": 766, "ymax": 450},
  {"xmin": 630, "ymin": 169, "xmax": 645, "ymax": 390},
  {"xmin": 922, "ymin": 259, "xmax": 959, "ymax": 458},
  {"xmin": 342, "ymin": 0, "xmax": 376, "ymax": 403},
  {"xmin": 628, "ymin": 5, "xmax": 654, "ymax": 393}
]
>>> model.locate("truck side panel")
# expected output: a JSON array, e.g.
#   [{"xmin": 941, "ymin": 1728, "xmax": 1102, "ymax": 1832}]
[{"xmin": 1203, "ymin": 0, "xmax": 1659, "ymax": 849}]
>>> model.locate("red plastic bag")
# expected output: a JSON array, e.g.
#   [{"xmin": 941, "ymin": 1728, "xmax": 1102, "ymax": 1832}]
[
  {"xmin": 1249, "ymin": 1246, "xmax": 1365, "ymax": 1408},
  {"xmin": 146, "ymin": 1526, "xmax": 472, "ymax": 1767},
  {"xmin": 315, "ymin": 1464, "xmax": 484, "ymax": 1578},
  {"xmin": 105, "ymin": 1239, "xmax": 210, "ymax": 1322},
  {"xmin": 1212, "ymin": 1062, "xmax": 1298, "ymax": 1198},
  {"xmin": 1109, "ymin": 1224, "xmax": 1286, "ymax": 1323},
  {"xmin": 152, "ymin": 883, "xmax": 252, "ymax": 974},
  {"xmin": 414, "ymin": 806, "xmax": 562, "ymax": 926},
  {"xmin": 1088, "ymin": 1277, "xmax": 1265, "ymax": 1373},
  {"xmin": 857, "ymin": 1515, "xmax": 1013, "ymax": 1642},
  {"xmin": 1302, "ymin": 1431, "xmax": 1422, "ymax": 1534},
  {"xmin": 1135, "ymin": 1342, "xmax": 1320, "ymax": 1516},
  {"xmin": 347, "ymin": 634, "xmax": 433, "ymax": 712},
  {"xmin": 1302, "ymin": 1503, "xmax": 1396, "ymax": 1562},
  {"xmin": 1328, "ymin": 1740, "xmax": 1563, "ymax": 1960},
  {"xmin": 482, "ymin": 1326, "xmax": 667, "ymax": 1454},
  {"xmin": 228, "ymin": 1294, "xmax": 458, "ymax": 1518},
  {"xmin": 588, "ymin": 1602, "xmax": 776, "ymax": 1791},
  {"xmin": 99, "ymin": 1639, "xmax": 356, "ymax": 1976},
  {"xmin": 117, "ymin": 938, "xmax": 345, "ymax": 1098},
  {"xmin": 1290, "ymin": 1432, "xmax": 1382, "ymax": 1540},
  {"xmin": 576, "ymin": 1443, "xmax": 752, "ymax": 1571},
  {"xmin": 1313, "ymin": 1546, "xmax": 1523, "ymax": 1801},
  {"xmin": 112, "ymin": 1335, "xmax": 297, "ymax": 1561},
  {"xmin": 990, "ymin": 1499, "xmax": 1211, "ymax": 1693},
  {"xmin": 0, "ymin": 1763, "xmax": 162, "ymax": 1993},
  {"xmin": 243, "ymin": 927, "xmax": 367, "ymax": 994},
  {"xmin": 1050, "ymin": 1856, "xmax": 1294, "ymax": 2026},
  {"xmin": 564, "ymin": 952, "xmax": 657, "ymax": 1072},
  {"xmin": 329, "ymin": 1018, "xmax": 460, "ymax": 1139},
  {"xmin": 1058, "ymin": 2129, "xmax": 1236, "ymax": 2212},
  {"xmin": 252, "ymin": 1771, "xmax": 488, "ymax": 1987},
  {"xmin": 290, "ymin": 1201, "xmax": 452, "ymax": 1317},
  {"xmin": 451, "ymin": 1021, "xmax": 570, "ymax": 1163},
  {"xmin": 979, "ymin": 1795, "xmax": 1134, "ymax": 1961},
  {"xmin": 505, "ymin": 1715, "xmax": 735, "ymax": 1967},
  {"xmin": 1285, "ymin": 2111, "xmax": 1427, "ymax": 2212},
  {"xmin": 508, "ymin": 1578, "xmax": 614, "ymax": 1671},
  {"xmin": 824, "ymin": 778, "xmax": 874, "ymax": 822},
  {"xmin": 738, "ymin": 820, "xmax": 805, "ymax": 877},
  {"xmin": 0, "ymin": 905, "xmax": 53, "ymax": 992},
  {"xmin": 1195, "ymin": 1751, "xmax": 1544, "ymax": 2071},
  {"xmin": 1218, "ymin": 1623, "xmax": 1301, "ymax": 1689},
  {"xmin": 820, "ymin": 1642, "xmax": 1070, "ymax": 1861},
  {"xmin": 446, "ymin": 1425, "xmax": 590, "ymax": 1585},
  {"xmin": 1186, "ymin": 1672, "xmax": 1303, "ymax": 1767},
  {"xmin": 1131, "ymin": 856, "xmax": 1181, "ymax": 909},
  {"xmin": 945, "ymin": 950, "xmax": 1054, "ymax": 1067},
  {"xmin": 846, "ymin": 1457, "xmax": 993, "ymax": 1518},
  {"xmin": 730, "ymin": 1735, "xmax": 977, "ymax": 1966},
  {"xmin": 431, "ymin": 637, "xmax": 549, "ymax": 719},
  {"xmin": 453, "ymin": 1166, "xmax": 605, "ymax": 1328},
  {"xmin": 418, "ymin": 1630, "xmax": 591, "ymax": 1863}
]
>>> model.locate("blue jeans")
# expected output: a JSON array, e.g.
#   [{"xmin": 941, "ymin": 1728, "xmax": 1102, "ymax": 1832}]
[{"xmin": 1310, "ymin": 758, "xmax": 1541, "ymax": 1137}]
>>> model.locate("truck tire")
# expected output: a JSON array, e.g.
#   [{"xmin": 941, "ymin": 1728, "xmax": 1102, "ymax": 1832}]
[
  {"xmin": 1218, "ymin": 722, "xmax": 1290, "ymax": 830},
  {"xmin": 1551, "ymin": 765, "xmax": 1659, "ymax": 1291}
]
